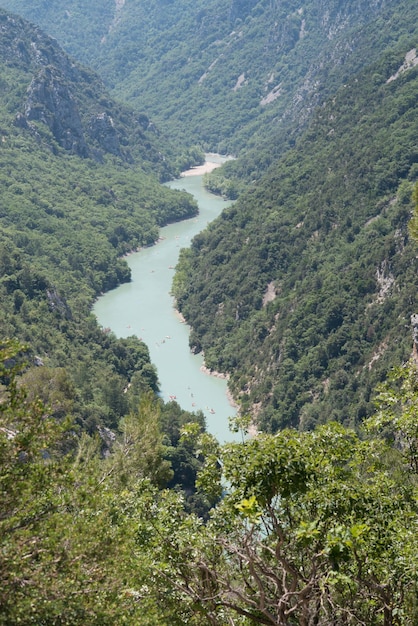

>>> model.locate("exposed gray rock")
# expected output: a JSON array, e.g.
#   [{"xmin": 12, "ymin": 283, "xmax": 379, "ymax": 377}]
[
  {"xmin": 14, "ymin": 112, "xmax": 29, "ymax": 129},
  {"xmin": 46, "ymin": 287, "xmax": 73, "ymax": 320},
  {"xmin": 0, "ymin": 12, "xmax": 77, "ymax": 77},
  {"xmin": 97, "ymin": 425, "xmax": 116, "ymax": 457},
  {"xmin": 88, "ymin": 112, "xmax": 121, "ymax": 156},
  {"xmin": 24, "ymin": 67, "xmax": 89, "ymax": 157},
  {"xmin": 0, "ymin": 8, "xmax": 173, "ymax": 175}
]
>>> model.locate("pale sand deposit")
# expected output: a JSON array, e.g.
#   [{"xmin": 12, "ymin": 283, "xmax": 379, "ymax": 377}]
[{"xmin": 181, "ymin": 160, "xmax": 222, "ymax": 177}]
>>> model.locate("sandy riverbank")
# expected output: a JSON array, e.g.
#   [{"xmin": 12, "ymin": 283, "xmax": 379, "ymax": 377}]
[
  {"xmin": 181, "ymin": 152, "xmax": 234, "ymax": 177},
  {"xmin": 181, "ymin": 160, "xmax": 222, "ymax": 177}
]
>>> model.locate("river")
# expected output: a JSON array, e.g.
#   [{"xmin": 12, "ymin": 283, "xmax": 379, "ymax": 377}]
[{"xmin": 93, "ymin": 155, "xmax": 238, "ymax": 442}]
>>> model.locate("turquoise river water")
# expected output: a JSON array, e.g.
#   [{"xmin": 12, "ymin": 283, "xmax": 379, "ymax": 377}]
[{"xmin": 93, "ymin": 156, "xmax": 238, "ymax": 442}]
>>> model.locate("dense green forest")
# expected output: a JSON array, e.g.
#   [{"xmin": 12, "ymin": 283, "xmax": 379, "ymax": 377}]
[
  {"xmin": 0, "ymin": 10, "xmax": 208, "ymax": 515},
  {"xmin": 3, "ymin": 0, "xmax": 418, "ymax": 432},
  {"xmin": 2, "ymin": 1, "xmax": 418, "ymax": 623},
  {"xmin": 3, "ymin": 0, "xmax": 418, "ymax": 153},
  {"xmin": 174, "ymin": 47, "xmax": 418, "ymax": 431},
  {"xmin": 2, "ymin": 325, "xmax": 418, "ymax": 623}
]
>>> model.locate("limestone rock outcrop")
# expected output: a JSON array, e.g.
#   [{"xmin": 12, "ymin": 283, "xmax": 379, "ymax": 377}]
[{"xmin": 24, "ymin": 67, "xmax": 88, "ymax": 157}]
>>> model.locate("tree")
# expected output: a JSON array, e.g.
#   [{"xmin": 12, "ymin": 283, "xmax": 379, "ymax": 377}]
[
  {"xmin": 0, "ymin": 340, "xmax": 167, "ymax": 624},
  {"xmin": 365, "ymin": 360, "xmax": 418, "ymax": 475},
  {"xmin": 407, "ymin": 183, "xmax": 418, "ymax": 243},
  {"xmin": 107, "ymin": 391, "xmax": 173, "ymax": 488},
  {"xmin": 137, "ymin": 422, "xmax": 418, "ymax": 625}
]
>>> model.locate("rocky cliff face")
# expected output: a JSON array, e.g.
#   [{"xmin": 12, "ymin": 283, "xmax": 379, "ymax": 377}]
[
  {"xmin": 1, "ymin": 9, "xmax": 87, "ymax": 156},
  {"xmin": 0, "ymin": 12, "xmax": 73, "ymax": 72},
  {"xmin": 20, "ymin": 68, "xmax": 123, "ymax": 158},
  {"xmin": 1, "ymin": 0, "xmax": 409, "ymax": 153},
  {"xmin": 23, "ymin": 66, "xmax": 89, "ymax": 156},
  {"xmin": 87, "ymin": 112, "xmax": 121, "ymax": 157},
  {"xmin": 1, "ymin": 9, "xmax": 164, "ymax": 164}
]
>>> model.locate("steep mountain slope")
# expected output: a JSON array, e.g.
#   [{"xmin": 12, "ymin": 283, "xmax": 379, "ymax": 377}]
[
  {"xmin": 173, "ymin": 47, "xmax": 418, "ymax": 430},
  {"xmin": 2, "ymin": 0, "xmax": 417, "ymax": 154},
  {"xmin": 2, "ymin": 3, "xmax": 418, "ymax": 433},
  {"xmin": 0, "ymin": 9, "xmax": 199, "ymax": 433},
  {"xmin": 2, "ymin": 6, "xmax": 418, "ymax": 624},
  {"xmin": 0, "ymin": 8, "xmax": 191, "ymax": 177}
]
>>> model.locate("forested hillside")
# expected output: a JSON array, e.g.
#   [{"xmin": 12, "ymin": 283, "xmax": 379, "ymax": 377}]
[
  {"xmin": 2, "ymin": 0, "xmax": 417, "ymax": 154},
  {"xmin": 0, "ymin": 9, "xmax": 207, "ymax": 509},
  {"xmin": 2, "ymin": 332, "xmax": 418, "ymax": 624},
  {"xmin": 174, "ymin": 47, "xmax": 418, "ymax": 431},
  {"xmin": 1, "ymin": 2, "xmax": 418, "ymax": 624}
]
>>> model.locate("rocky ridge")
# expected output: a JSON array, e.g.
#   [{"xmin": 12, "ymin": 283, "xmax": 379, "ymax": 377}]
[{"xmin": 1, "ymin": 9, "xmax": 165, "ymax": 166}]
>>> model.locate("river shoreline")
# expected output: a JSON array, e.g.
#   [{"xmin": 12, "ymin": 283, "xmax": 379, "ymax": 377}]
[
  {"xmin": 177, "ymin": 155, "xmax": 243, "ymax": 416},
  {"xmin": 181, "ymin": 153, "xmax": 225, "ymax": 177},
  {"xmin": 200, "ymin": 364, "xmax": 239, "ymax": 410},
  {"xmin": 174, "ymin": 301, "xmax": 240, "ymax": 412},
  {"xmin": 122, "ymin": 155, "xmax": 222, "ymax": 258},
  {"xmin": 181, "ymin": 161, "xmax": 221, "ymax": 176},
  {"xmin": 94, "ymin": 154, "xmax": 239, "ymax": 442}
]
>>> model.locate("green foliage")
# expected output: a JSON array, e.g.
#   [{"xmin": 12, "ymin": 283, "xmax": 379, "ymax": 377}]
[
  {"xmin": 174, "ymin": 48, "xmax": 418, "ymax": 431},
  {"xmin": 2, "ymin": 6, "xmax": 418, "ymax": 623},
  {"xmin": 140, "ymin": 421, "xmax": 418, "ymax": 624},
  {"xmin": 2, "ymin": 338, "xmax": 418, "ymax": 625},
  {"xmin": 0, "ymin": 11, "xmax": 200, "ymax": 441},
  {"xmin": 5, "ymin": 0, "xmax": 418, "ymax": 157},
  {"xmin": 0, "ymin": 340, "xmax": 132, "ymax": 624},
  {"xmin": 107, "ymin": 392, "xmax": 174, "ymax": 488},
  {"xmin": 408, "ymin": 182, "xmax": 418, "ymax": 242},
  {"xmin": 173, "ymin": 145, "xmax": 206, "ymax": 173},
  {"xmin": 0, "ymin": 339, "xmax": 208, "ymax": 624},
  {"xmin": 160, "ymin": 402, "xmax": 208, "ymax": 507},
  {"xmin": 2, "ymin": 324, "xmax": 418, "ymax": 623},
  {"xmin": 365, "ymin": 360, "xmax": 418, "ymax": 474},
  {"xmin": 203, "ymin": 166, "xmax": 243, "ymax": 199}
]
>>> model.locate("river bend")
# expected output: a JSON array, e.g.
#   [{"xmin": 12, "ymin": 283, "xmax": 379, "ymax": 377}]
[{"xmin": 93, "ymin": 155, "xmax": 237, "ymax": 442}]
